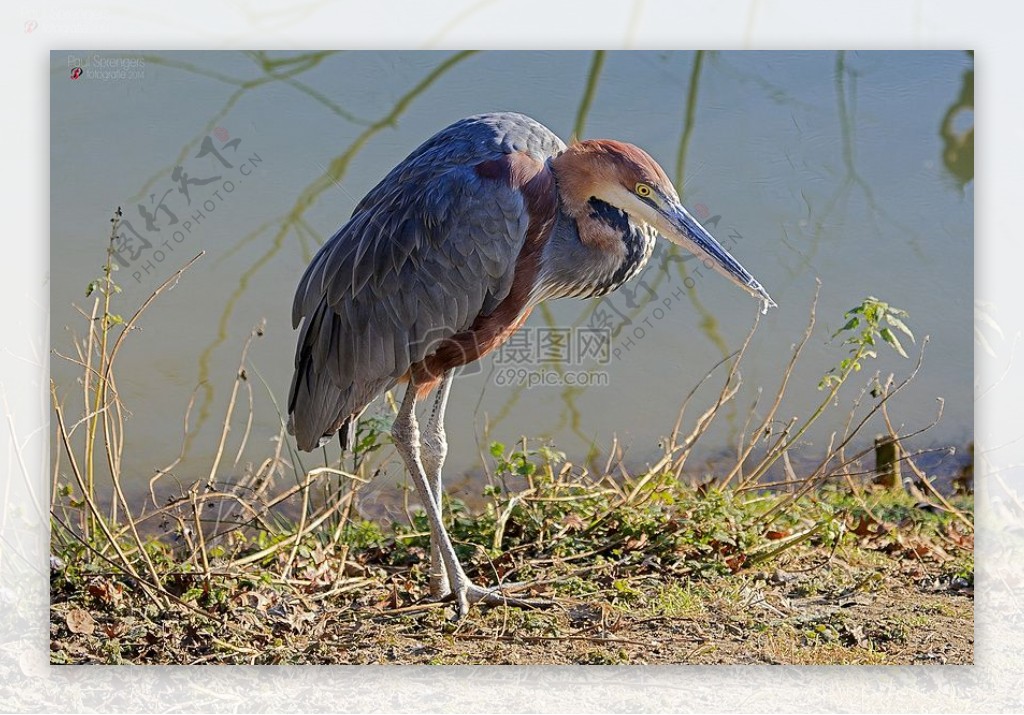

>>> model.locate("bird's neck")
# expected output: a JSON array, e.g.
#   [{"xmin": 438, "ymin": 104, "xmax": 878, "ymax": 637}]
[{"xmin": 534, "ymin": 199, "xmax": 656, "ymax": 303}]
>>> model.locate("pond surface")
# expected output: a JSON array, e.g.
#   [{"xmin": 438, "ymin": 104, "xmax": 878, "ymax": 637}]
[{"xmin": 50, "ymin": 51, "xmax": 973, "ymax": 504}]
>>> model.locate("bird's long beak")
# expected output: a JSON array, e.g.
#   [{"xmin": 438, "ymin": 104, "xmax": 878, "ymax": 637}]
[{"xmin": 657, "ymin": 203, "xmax": 776, "ymax": 313}]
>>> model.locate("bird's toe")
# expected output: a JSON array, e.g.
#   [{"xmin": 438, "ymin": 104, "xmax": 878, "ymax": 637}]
[{"xmin": 463, "ymin": 582, "xmax": 552, "ymax": 611}]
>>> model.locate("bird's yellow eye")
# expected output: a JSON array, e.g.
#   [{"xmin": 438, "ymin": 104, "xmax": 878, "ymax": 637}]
[{"xmin": 635, "ymin": 182, "xmax": 653, "ymax": 198}]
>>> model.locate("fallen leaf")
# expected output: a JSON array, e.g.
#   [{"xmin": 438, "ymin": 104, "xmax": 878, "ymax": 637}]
[
  {"xmin": 343, "ymin": 561, "xmax": 368, "ymax": 577},
  {"xmin": 625, "ymin": 533, "xmax": 648, "ymax": 551},
  {"xmin": 231, "ymin": 589, "xmax": 273, "ymax": 610},
  {"xmin": 101, "ymin": 622, "xmax": 126, "ymax": 638},
  {"xmin": 561, "ymin": 514, "xmax": 585, "ymax": 532},
  {"xmin": 66, "ymin": 608, "xmax": 96, "ymax": 635},
  {"xmin": 725, "ymin": 554, "xmax": 747, "ymax": 572},
  {"xmin": 492, "ymin": 551, "xmax": 516, "ymax": 578},
  {"xmin": 88, "ymin": 579, "xmax": 124, "ymax": 606},
  {"xmin": 850, "ymin": 515, "xmax": 886, "ymax": 538},
  {"xmin": 945, "ymin": 523, "xmax": 974, "ymax": 550}
]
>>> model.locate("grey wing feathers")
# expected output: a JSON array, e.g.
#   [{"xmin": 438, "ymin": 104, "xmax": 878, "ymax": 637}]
[{"xmin": 288, "ymin": 113, "xmax": 565, "ymax": 451}]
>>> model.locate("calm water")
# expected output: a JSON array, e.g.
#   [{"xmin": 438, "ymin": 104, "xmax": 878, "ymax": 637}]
[{"xmin": 50, "ymin": 51, "xmax": 973, "ymax": 504}]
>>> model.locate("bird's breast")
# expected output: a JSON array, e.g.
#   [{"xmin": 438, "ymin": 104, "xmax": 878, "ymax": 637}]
[{"xmin": 533, "ymin": 202, "xmax": 656, "ymax": 303}]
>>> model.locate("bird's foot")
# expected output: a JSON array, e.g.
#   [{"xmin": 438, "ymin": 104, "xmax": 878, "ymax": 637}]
[{"xmin": 443, "ymin": 579, "xmax": 552, "ymax": 621}]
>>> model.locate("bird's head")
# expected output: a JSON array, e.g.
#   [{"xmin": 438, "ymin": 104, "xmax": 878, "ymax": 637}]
[{"xmin": 551, "ymin": 139, "xmax": 775, "ymax": 311}]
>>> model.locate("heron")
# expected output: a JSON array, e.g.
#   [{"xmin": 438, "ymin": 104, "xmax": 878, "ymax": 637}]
[{"xmin": 288, "ymin": 112, "xmax": 774, "ymax": 619}]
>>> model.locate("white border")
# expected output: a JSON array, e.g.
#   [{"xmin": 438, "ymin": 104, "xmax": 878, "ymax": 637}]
[{"xmin": 3, "ymin": 1, "xmax": 1019, "ymax": 711}]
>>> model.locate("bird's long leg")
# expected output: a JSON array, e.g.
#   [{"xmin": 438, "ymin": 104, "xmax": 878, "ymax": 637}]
[
  {"xmin": 421, "ymin": 370, "xmax": 454, "ymax": 598},
  {"xmin": 392, "ymin": 378, "xmax": 474, "ymax": 617},
  {"xmin": 392, "ymin": 377, "xmax": 543, "ymax": 619}
]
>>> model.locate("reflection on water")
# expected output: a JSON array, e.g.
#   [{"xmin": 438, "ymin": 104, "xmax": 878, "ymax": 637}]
[
  {"xmin": 50, "ymin": 51, "xmax": 974, "ymax": 502},
  {"xmin": 940, "ymin": 51, "xmax": 974, "ymax": 189}
]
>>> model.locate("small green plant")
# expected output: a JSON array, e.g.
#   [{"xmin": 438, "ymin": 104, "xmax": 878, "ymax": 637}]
[
  {"xmin": 734, "ymin": 295, "xmax": 918, "ymax": 507},
  {"xmin": 353, "ymin": 414, "xmax": 390, "ymax": 460},
  {"xmin": 488, "ymin": 440, "xmax": 566, "ymax": 485},
  {"xmin": 709, "ymin": 290, "xmax": 922, "ymax": 511},
  {"xmin": 81, "ymin": 208, "xmax": 126, "ymax": 538},
  {"xmin": 820, "ymin": 297, "xmax": 915, "ymax": 390},
  {"xmin": 652, "ymin": 582, "xmax": 706, "ymax": 617}
]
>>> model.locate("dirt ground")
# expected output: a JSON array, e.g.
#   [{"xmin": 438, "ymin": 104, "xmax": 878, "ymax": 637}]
[{"xmin": 50, "ymin": 545, "xmax": 972, "ymax": 665}]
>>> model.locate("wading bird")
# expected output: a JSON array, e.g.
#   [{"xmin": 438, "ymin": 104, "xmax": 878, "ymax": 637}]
[{"xmin": 288, "ymin": 112, "xmax": 774, "ymax": 618}]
